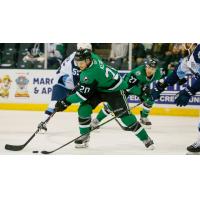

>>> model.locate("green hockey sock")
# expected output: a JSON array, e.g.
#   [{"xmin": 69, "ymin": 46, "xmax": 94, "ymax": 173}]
[
  {"xmin": 135, "ymin": 128, "xmax": 149, "ymax": 141},
  {"xmin": 141, "ymin": 109, "xmax": 150, "ymax": 118},
  {"xmin": 96, "ymin": 108, "xmax": 109, "ymax": 122}
]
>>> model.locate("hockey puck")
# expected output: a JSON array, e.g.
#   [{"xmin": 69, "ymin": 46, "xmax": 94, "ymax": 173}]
[{"xmin": 32, "ymin": 151, "xmax": 39, "ymax": 154}]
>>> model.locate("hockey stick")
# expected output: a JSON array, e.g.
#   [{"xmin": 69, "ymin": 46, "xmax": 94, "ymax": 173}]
[
  {"xmin": 41, "ymin": 102, "xmax": 142, "ymax": 154},
  {"xmin": 103, "ymin": 103, "xmax": 128, "ymax": 130},
  {"xmin": 103, "ymin": 102, "xmax": 136, "ymax": 131},
  {"xmin": 187, "ymin": 66, "xmax": 200, "ymax": 79},
  {"xmin": 5, "ymin": 111, "xmax": 56, "ymax": 151}
]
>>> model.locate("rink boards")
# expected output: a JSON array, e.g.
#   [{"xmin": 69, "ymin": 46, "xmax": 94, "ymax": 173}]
[{"xmin": 0, "ymin": 69, "xmax": 199, "ymax": 116}]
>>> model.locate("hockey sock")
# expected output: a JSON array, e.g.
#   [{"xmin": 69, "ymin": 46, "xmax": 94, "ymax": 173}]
[
  {"xmin": 78, "ymin": 104, "xmax": 92, "ymax": 135},
  {"xmin": 140, "ymin": 109, "xmax": 150, "ymax": 118},
  {"xmin": 120, "ymin": 115, "xmax": 149, "ymax": 141},
  {"xmin": 96, "ymin": 107, "xmax": 110, "ymax": 122},
  {"xmin": 135, "ymin": 128, "xmax": 149, "ymax": 141},
  {"xmin": 79, "ymin": 116, "xmax": 91, "ymax": 135}
]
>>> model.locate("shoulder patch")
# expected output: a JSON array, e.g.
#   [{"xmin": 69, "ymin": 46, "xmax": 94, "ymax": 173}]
[
  {"xmin": 135, "ymin": 71, "xmax": 141, "ymax": 76},
  {"xmin": 83, "ymin": 76, "xmax": 89, "ymax": 82}
]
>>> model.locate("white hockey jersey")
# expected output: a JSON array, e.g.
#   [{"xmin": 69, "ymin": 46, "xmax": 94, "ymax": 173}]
[
  {"xmin": 55, "ymin": 52, "xmax": 80, "ymax": 90},
  {"xmin": 177, "ymin": 44, "xmax": 200, "ymax": 79}
]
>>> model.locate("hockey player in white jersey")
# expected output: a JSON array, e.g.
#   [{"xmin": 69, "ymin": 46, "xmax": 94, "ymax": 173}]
[
  {"xmin": 37, "ymin": 43, "xmax": 92, "ymax": 132},
  {"xmin": 151, "ymin": 43, "xmax": 200, "ymax": 152}
]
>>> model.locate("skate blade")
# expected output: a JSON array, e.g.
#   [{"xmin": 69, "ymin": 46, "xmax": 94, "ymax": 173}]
[
  {"xmin": 146, "ymin": 144, "xmax": 155, "ymax": 150},
  {"xmin": 141, "ymin": 124, "xmax": 152, "ymax": 129},
  {"xmin": 75, "ymin": 143, "xmax": 89, "ymax": 149},
  {"xmin": 185, "ymin": 151, "xmax": 200, "ymax": 155},
  {"xmin": 38, "ymin": 130, "xmax": 47, "ymax": 134}
]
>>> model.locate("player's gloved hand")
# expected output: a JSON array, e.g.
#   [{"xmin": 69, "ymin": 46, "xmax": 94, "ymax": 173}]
[
  {"xmin": 151, "ymin": 81, "xmax": 167, "ymax": 100},
  {"xmin": 55, "ymin": 98, "xmax": 71, "ymax": 112},
  {"xmin": 174, "ymin": 87, "xmax": 193, "ymax": 107}
]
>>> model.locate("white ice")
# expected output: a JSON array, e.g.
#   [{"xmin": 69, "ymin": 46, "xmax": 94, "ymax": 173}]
[{"xmin": 0, "ymin": 110, "xmax": 199, "ymax": 155}]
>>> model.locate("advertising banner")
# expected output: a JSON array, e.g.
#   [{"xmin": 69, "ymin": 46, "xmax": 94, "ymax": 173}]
[{"xmin": 0, "ymin": 69, "xmax": 199, "ymax": 107}]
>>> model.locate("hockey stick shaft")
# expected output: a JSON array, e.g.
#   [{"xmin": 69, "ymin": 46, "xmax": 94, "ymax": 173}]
[
  {"xmin": 103, "ymin": 102, "xmax": 130, "ymax": 130},
  {"xmin": 41, "ymin": 102, "xmax": 142, "ymax": 154},
  {"xmin": 5, "ymin": 111, "xmax": 56, "ymax": 151},
  {"xmin": 188, "ymin": 67, "xmax": 200, "ymax": 79}
]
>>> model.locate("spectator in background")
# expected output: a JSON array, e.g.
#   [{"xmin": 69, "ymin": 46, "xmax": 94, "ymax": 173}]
[
  {"xmin": 23, "ymin": 43, "xmax": 45, "ymax": 69},
  {"xmin": 161, "ymin": 43, "xmax": 183, "ymax": 69},
  {"xmin": 132, "ymin": 43, "xmax": 146, "ymax": 67},
  {"xmin": 109, "ymin": 43, "xmax": 128, "ymax": 70},
  {"xmin": 47, "ymin": 43, "xmax": 65, "ymax": 69},
  {"xmin": 65, "ymin": 43, "xmax": 77, "ymax": 57},
  {"xmin": 143, "ymin": 43, "xmax": 153, "ymax": 58},
  {"xmin": 0, "ymin": 43, "xmax": 18, "ymax": 68}
]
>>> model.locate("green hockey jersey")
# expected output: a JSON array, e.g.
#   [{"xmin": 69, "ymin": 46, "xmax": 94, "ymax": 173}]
[
  {"xmin": 67, "ymin": 54, "xmax": 128, "ymax": 103},
  {"xmin": 124, "ymin": 65, "xmax": 165, "ymax": 96}
]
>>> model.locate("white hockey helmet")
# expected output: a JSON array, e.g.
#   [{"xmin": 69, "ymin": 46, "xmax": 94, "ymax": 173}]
[{"xmin": 77, "ymin": 43, "xmax": 92, "ymax": 50}]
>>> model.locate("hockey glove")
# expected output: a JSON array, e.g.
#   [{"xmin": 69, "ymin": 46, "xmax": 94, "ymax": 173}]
[
  {"xmin": 174, "ymin": 87, "xmax": 194, "ymax": 107},
  {"xmin": 178, "ymin": 78, "xmax": 187, "ymax": 86},
  {"xmin": 55, "ymin": 98, "xmax": 71, "ymax": 112},
  {"xmin": 151, "ymin": 81, "xmax": 167, "ymax": 100}
]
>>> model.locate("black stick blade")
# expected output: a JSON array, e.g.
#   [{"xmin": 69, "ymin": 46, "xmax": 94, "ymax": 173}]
[
  {"xmin": 5, "ymin": 144, "xmax": 25, "ymax": 151},
  {"xmin": 41, "ymin": 151, "xmax": 51, "ymax": 154}
]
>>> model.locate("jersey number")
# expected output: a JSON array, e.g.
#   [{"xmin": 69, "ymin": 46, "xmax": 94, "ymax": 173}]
[
  {"xmin": 129, "ymin": 76, "xmax": 137, "ymax": 84},
  {"xmin": 72, "ymin": 68, "xmax": 79, "ymax": 76},
  {"xmin": 80, "ymin": 85, "xmax": 90, "ymax": 94},
  {"xmin": 105, "ymin": 67, "xmax": 119, "ymax": 80}
]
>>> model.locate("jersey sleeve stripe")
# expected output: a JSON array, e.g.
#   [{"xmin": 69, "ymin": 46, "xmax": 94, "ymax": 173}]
[
  {"xmin": 76, "ymin": 91, "xmax": 87, "ymax": 101},
  {"xmin": 108, "ymin": 78, "xmax": 123, "ymax": 91}
]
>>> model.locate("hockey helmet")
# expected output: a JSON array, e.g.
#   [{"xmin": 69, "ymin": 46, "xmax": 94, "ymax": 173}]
[
  {"xmin": 74, "ymin": 49, "xmax": 92, "ymax": 62},
  {"xmin": 77, "ymin": 43, "xmax": 92, "ymax": 50},
  {"xmin": 144, "ymin": 58, "xmax": 158, "ymax": 68}
]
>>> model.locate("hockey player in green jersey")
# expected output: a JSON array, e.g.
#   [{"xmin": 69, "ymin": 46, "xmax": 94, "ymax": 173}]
[
  {"xmin": 92, "ymin": 58, "xmax": 166, "ymax": 128},
  {"xmin": 55, "ymin": 49, "xmax": 154, "ymax": 150}
]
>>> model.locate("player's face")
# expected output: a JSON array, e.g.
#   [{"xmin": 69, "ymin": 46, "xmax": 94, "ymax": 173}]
[
  {"xmin": 145, "ymin": 65, "xmax": 156, "ymax": 77},
  {"xmin": 76, "ymin": 60, "xmax": 88, "ymax": 71},
  {"xmin": 76, "ymin": 59, "xmax": 91, "ymax": 71}
]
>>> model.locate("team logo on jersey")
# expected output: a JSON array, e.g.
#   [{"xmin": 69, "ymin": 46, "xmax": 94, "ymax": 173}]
[
  {"xmin": 83, "ymin": 76, "xmax": 88, "ymax": 82},
  {"xmin": 135, "ymin": 71, "xmax": 141, "ymax": 76}
]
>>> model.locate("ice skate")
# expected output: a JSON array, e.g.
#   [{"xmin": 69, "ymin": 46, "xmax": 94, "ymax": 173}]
[
  {"xmin": 143, "ymin": 137, "xmax": 155, "ymax": 150},
  {"xmin": 140, "ymin": 117, "xmax": 152, "ymax": 128},
  {"xmin": 75, "ymin": 134, "xmax": 90, "ymax": 148},
  {"xmin": 187, "ymin": 139, "xmax": 200, "ymax": 153},
  {"xmin": 91, "ymin": 118, "xmax": 100, "ymax": 130}
]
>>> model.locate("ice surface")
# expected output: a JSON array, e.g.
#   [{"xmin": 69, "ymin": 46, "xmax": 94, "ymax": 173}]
[{"xmin": 0, "ymin": 110, "xmax": 199, "ymax": 155}]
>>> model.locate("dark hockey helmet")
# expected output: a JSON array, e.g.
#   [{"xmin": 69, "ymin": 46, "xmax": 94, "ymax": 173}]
[
  {"xmin": 144, "ymin": 58, "xmax": 158, "ymax": 68},
  {"xmin": 74, "ymin": 49, "xmax": 92, "ymax": 61}
]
